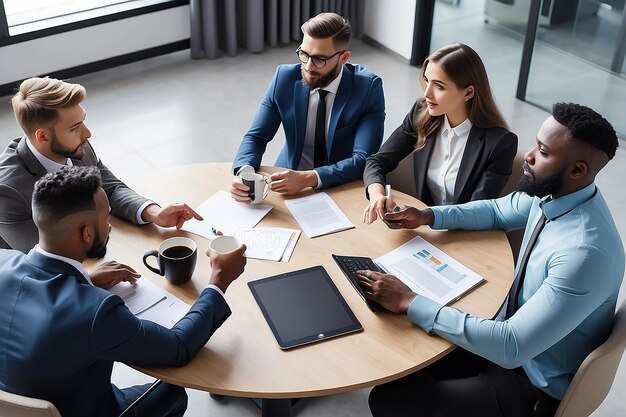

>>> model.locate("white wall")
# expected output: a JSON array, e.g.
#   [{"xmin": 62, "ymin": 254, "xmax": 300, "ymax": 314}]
[
  {"xmin": 0, "ymin": 5, "xmax": 190, "ymax": 85},
  {"xmin": 363, "ymin": 0, "xmax": 416, "ymax": 60}
]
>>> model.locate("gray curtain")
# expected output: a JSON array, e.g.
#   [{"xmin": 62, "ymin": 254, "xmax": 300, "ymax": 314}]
[{"xmin": 190, "ymin": 0, "xmax": 363, "ymax": 60}]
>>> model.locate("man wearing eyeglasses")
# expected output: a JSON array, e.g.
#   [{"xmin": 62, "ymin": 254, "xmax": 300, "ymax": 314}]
[{"xmin": 230, "ymin": 12, "xmax": 385, "ymax": 199}]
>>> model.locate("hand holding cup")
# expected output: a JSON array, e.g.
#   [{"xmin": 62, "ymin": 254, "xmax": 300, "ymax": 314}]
[{"xmin": 207, "ymin": 236, "xmax": 247, "ymax": 293}]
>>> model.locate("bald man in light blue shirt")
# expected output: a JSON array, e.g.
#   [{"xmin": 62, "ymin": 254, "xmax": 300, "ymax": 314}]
[{"xmin": 360, "ymin": 103, "xmax": 624, "ymax": 417}]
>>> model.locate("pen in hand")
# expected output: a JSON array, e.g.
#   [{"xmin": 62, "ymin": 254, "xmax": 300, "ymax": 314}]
[
  {"xmin": 382, "ymin": 185, "xmax": 402, "ymax": 225},
  {"xmin": 384, "ymin": 184, "xmax": 399, "ymax": 213}
]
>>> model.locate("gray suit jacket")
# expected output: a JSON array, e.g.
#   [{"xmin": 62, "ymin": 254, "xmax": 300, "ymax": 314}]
[
  {"xmin": 0, "ymin": 137, "xmax": 148, "ymax": 252},
  {"xmin": 363, "ymin": 100, "xmax": 518, "ymax": 206}
]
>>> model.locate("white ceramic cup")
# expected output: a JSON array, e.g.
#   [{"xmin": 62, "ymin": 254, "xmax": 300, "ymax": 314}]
[
  {"xmin": 209, "ymin": 235, "xmax": 241, "ymax": 254},
  {"xmin": 240, "ymin": 172, "xmax": 271, "ymax": 204}
]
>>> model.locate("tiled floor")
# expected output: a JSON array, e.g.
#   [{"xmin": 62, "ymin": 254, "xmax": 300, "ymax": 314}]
[{"xmin": 1, "ymin": 4, "xmax": 625, "ymax": 417}]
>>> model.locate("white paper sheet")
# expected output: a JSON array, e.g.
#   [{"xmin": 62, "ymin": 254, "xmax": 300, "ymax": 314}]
[
  {"xmin": 284, "ymin": 192, "xmax": 354, "ymax": 238},
  {"xmin": 136, "ymin": 295, "xmax": 190, "ymax": 329},
  {"xmin": 109, "ymin": 278, "xmax": 190, "ymax": 328},
  {"xmin": 235, "ymin": 227, "xmax": 301, "ymax": 262},
  {"xmin": 374, "ymin": 236, "xmax": 485, "ymax": 306},
  {"xmin": 109, "ymin": 278, "xmax": 166, "ymax": 315},
  {"xmin": 181, "ymin": 190, "xmax": 272, "ymax": 239}
]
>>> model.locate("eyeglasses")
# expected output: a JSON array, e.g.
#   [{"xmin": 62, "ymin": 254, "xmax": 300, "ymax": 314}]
[{"xmin": 295, "ymin": 47, "xmax": 345, "ymax": 69}]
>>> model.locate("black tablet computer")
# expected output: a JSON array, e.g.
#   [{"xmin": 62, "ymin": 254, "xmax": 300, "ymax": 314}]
[{"xmin": 248, "ymin": 265, "xmax": 363, "ymax": 349}]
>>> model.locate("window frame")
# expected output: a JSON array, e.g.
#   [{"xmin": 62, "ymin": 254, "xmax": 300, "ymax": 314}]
[{"xmin": 0, "ymin": 0, "xmax": 188, "ymax": 47}]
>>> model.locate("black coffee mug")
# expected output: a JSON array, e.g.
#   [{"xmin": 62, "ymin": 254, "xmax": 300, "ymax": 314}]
[{"xmin": 142, "ymin": 237, "xmax": 197, "ymax": 285}]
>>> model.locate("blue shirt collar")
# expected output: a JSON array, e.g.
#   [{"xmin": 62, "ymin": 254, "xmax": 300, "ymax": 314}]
[{"xmin": 539, "ymin": 183, "xmax": 597, "ymax": 221}]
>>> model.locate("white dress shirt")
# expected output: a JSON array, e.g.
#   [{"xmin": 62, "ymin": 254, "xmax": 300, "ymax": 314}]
[
  {"xmin": 298, "ymin": 66, "xmax": 344, "ymax": 188},
  {"xmin": 426, "ymin": 117, "xmax": 473, "ymax": 205}
]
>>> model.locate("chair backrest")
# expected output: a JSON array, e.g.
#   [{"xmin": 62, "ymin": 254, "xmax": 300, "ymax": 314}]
[
  {"xmin": 500, "ymin": 150, "xmax": 525, "ymax": 197},
  {"xmin": 501, "ymin": 151, "xmax": 526, "ymax": 263},
  {"xmin": 0, "ymin": 389, "xmax": 62, "ymax": 417},
  {"xmin": 554, "ymin": 299, "xmax": 626, "ymax": 417}
]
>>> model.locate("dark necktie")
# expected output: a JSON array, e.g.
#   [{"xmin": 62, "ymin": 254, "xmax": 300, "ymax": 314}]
[
  {"xmin": 314, "ymin": 89, "xmax": 329, "ymax": 168},
  {"xmin": 505, "ymin": 213, "xmax": 547, "ymax": 318}
]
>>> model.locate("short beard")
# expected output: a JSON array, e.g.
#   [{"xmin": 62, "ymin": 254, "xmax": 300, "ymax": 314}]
[
  {"xmin": 49, "ymin": 130, "xmax": 85, "ymax": 160},
  {"xmin": 301, "ymin": 61, "xmax": 341, "ymax": 90},
  {"xmin": 517, "ymin": 163, "xmax": 565, "ymax": 198},
  {"xmin": 86, "ymin": 228, "xmax": 109, "ymax": 259}
]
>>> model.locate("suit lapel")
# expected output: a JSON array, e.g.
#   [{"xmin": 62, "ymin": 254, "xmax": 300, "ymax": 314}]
[
  {"xmin": 16, "ymin": 136, "xmax": 47, "ymax": 176},
  {"xmin": 25, "ymin": 250, "xmax": 91, "ymax": 285},
  {"xmin": 327, "ymin": 64, "xmax": 352, "ymax": 155},
  {"xmin": 413, "ymin": 131, "xmax": 437, "ymax": 200},
  {"xmin": 293, "ymin": 79, "xmax": 310, "ymax": 168},
  {"xmin": 454, "ymin": 126, "xmax": 485, "ymax": 202}
]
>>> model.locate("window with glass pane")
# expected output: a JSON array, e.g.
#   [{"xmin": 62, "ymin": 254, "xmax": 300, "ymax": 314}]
[{"xmin": 4, "ymin": 0, "xmax": 132, "ymax": 27}]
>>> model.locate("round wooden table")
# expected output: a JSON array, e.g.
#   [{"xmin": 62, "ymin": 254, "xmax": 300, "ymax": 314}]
[{"xmin": 96, "ymin": 163, "xmax": 514, "ymax": 416}]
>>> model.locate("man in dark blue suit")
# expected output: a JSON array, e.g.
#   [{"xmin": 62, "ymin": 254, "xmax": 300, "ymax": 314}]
[
  {"xmin": 0, "ymin": 166, "xmax": 247, "ymax": 417},
  {"xmin": 230, "ymin": 12, "xmax": 385, "ymax": 199}
]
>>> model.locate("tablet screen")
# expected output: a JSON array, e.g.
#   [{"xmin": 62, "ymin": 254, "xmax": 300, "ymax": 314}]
[{"xmin": 248, "ymin": 266, "xmax": 362, "ymax": 349}]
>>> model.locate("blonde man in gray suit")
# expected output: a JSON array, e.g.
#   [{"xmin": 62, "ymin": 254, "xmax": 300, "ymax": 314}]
[{"xmin": 0, "ymin": 77, "xmax": 202, "ymax": 287}]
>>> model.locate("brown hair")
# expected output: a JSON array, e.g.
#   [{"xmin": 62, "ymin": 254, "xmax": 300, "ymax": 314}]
[
  {"xmin": 11, "ymin": 77, "xmax": 86, "ymax": 138},
  {"xmin": 414, "ymin": 43, "xmax": 508, "ymax": 149},
  {"xmin": 301, "ymin": 12, "xmax": 351, "ymax": 49}
]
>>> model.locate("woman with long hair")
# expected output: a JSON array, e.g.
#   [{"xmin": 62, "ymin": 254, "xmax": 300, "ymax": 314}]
[{"xmin": 363, "ymin": 43, "xmax": 517, "ymax": 224}]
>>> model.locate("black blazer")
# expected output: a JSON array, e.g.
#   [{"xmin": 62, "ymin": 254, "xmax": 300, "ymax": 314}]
[{"xmin": 364, "ymin": 100, "xmax": 518, "ymax": 206}]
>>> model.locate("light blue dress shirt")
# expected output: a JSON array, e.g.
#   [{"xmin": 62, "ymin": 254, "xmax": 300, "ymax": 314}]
[{"xmin": 407, "ymin": 183, "xmax": 624, "ymax": 399}]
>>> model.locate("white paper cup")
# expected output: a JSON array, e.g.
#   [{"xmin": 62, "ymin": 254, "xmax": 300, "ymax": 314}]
[{"xmin": 209, "ymin": 236, "xmax": 241, "ymax": 254}]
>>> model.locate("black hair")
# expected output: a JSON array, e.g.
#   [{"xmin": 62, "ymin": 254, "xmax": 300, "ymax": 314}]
[
  {"xmin": 552, "ymin": 102, "xmax": 618, "ymax": 160},
  {"xmin": 32, "ymin": 166, "xmax": 102, "ymax": 220}
]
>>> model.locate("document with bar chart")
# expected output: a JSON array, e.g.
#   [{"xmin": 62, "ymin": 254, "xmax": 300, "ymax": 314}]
[{"xmin": 374, "ymin": 236, "xmax": 485, "ymax": 305}]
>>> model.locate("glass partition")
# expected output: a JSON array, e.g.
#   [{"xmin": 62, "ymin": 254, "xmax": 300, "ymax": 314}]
[
  {"xmin": 525, "ymin": 0, "xmax": 626, "ymax": 137},
  {"xmin": 430, "ymin": 0, "xmax": 625, "ymax": 138}
]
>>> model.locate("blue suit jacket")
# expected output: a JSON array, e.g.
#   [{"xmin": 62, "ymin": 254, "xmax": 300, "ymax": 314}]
[
  {"xmin": 232, "ymin": 63, "xmax": 385, "ymax": 188},
  {"xmin": 0, "ymin": 249, "xmax": 230, "ymax": 417}
]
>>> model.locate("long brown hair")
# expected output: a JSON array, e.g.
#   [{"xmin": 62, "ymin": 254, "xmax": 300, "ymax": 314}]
[{"xmin": 413, "ymin": 43, "xmax": 508, "ymax": 149}]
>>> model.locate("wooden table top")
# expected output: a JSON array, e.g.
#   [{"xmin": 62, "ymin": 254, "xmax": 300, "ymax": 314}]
[{"xmin": 95, "ymin": 163, "xmax": 514, "ymax": 399}]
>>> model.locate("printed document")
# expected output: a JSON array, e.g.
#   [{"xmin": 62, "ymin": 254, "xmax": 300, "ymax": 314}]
[
  {"xmin": 181, "ymin": 190, "xmax": 272, "ymax": 239},
  {"xmin": 285, "ymin": 192, "xmax": 354, "ymax": 238},
  {"xmin": 110, "ymin": 278, "xmax": 190, "ymax": 328},
  {"xmin": 235, "ymin": 227, "xmax": 301, "ymax": 262},
  {"xmin": 375, "ymin": 236, "xmax": 485, "ymax": 305}
]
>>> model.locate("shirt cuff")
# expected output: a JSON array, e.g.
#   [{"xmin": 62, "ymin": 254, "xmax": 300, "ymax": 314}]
[
  {"xmin": 312, "ymin": 169, "xmax": 322, "ymax": 189},
  {"xmin": 236, "ymin": 165, "xmax": 255, "ymax": 176},
  {"xmin": 407, "ymin": 295, "xmax": 444, "ymax": 335},
  {"xmin": 430, "ymin": 207, "xmax": 446, "ymax": 230},
  {"xmin": 205, "ymin": 284, "xmax": 228, "ymax": 305},
  {"xmin": 135, "ymin": 201, "xmax": 157, "ymax": 225}
]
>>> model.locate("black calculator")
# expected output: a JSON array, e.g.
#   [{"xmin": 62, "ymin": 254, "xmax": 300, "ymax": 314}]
[{"xmin": 332, "ymin": 254, "xmax": 383, "ymax": 312}]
